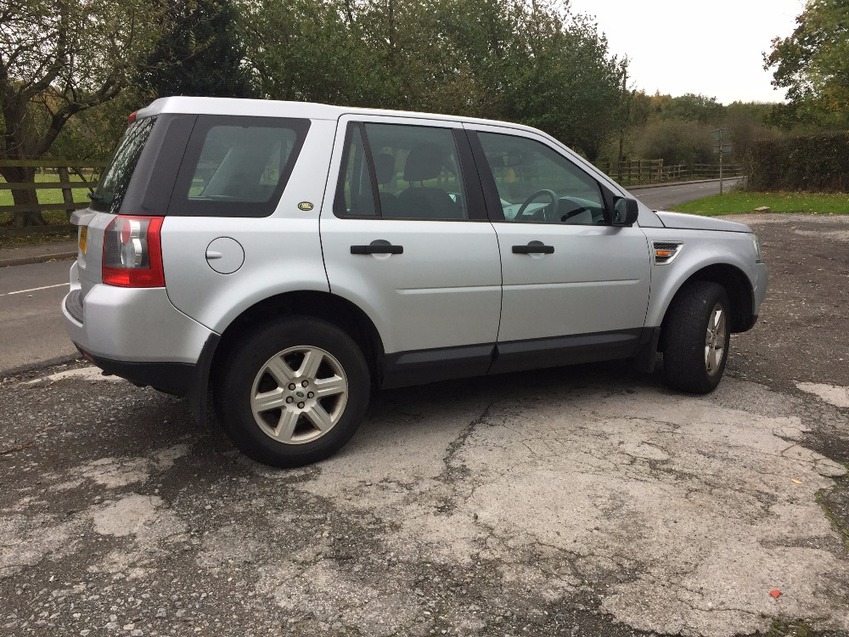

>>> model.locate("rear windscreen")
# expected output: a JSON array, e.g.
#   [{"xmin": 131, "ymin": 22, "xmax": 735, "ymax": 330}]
[{"xmin": 91, "ymin": 117, "xmax": 157, "ymax": 214}]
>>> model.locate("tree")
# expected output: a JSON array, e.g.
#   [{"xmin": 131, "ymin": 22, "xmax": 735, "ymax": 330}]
[
  {"xmin": 0, "ymin": 0, "xmax": 165, "ymax": 226},
  {"xmin": 238, "ymin": 0, "xmax": 394, "ymax": 106},
  {"xmin": 238, "ymin": 0, "xmax": 624, "ymax": 159},
  {"xmin": 661, "ymin": 94, "xmax": 723, "ymax": 124},
  {"xmin": 138, "ymin": 0, "xmax": 254, "ymax": 98},
  {"xmin": 724, "ymin": 101, "xmax": 780, "ymax": 161},
  {"xmin": 49, "ymin": 88, "xmax": 152, "ymax": 162},
  {"xmin": 498, "ymin": 9, "xmax": 624, "ymax": 160},
  {"xmin": 635, "ymin": 120, "xmax": 713, "ymax": 167},
  {"xmin": 764, "ymin": 0, "xmax": 849, "ymax": 128}
]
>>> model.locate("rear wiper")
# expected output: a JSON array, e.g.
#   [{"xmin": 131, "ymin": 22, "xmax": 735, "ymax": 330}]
[{"xmin": 87, "ymin": 192, "xmax": 103, "ymax": 201}]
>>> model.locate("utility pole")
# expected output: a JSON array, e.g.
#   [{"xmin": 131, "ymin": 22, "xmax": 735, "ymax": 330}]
[
  {"xmin": 618, "ymin": 61, "xmax": 629, "ymax": 182},
  {"xmin": 712, "ymin": 128, "xmax": 731, "ymax": 194}
]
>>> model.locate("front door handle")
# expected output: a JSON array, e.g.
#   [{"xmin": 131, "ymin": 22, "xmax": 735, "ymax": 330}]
[
  {"xmin": 512, "ymin": 241, "xmax": 554, "ymax": 255},
  {"xmin": 351, "ymin": 239, "xmax": 404, "ymax": 255}
]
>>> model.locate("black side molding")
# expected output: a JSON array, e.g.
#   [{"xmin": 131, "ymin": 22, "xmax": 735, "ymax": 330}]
[
  {"xmin": 382, "ymin": 344, "xmax": 494, "ymax": 389},
  {"xmin": 490, "ymin": 329, "xmax": 643, "ymax": 375},
  {"xmin": 380, "ymin": 328, "xmax": 650, "ymax": 388}
]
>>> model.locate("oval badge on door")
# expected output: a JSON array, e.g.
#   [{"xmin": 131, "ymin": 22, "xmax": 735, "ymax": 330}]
[{"xmin": 298, "ymin": 201, "xmax": 314, "ymax": 212}]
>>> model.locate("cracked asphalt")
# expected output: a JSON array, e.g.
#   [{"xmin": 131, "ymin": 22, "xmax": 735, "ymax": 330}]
[{"xmin": 2, "ymin": 213, "xmax": 849, "ymax": 637}]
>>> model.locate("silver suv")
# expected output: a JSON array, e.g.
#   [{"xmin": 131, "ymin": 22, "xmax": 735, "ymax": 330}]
[{"xmin": 62, "ymin": 97, "xmax": 768, "ymax": 467}]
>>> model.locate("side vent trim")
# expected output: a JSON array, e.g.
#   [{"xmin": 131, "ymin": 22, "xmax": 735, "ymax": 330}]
[{"xmin": 653, "ymin": 241, "xmax": 683, "ymax": 265}]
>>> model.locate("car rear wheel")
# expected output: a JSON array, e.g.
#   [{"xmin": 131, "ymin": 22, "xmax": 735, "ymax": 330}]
[
  {"xmin": 662, "ymin": 281, "xmax": 730, "ymax": 394},
  {"xmin": 214, "ymin": 317, "xmax": 370, "ymax": 467}
]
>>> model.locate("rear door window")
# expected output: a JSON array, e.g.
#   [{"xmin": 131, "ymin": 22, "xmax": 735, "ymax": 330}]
[
  {"xmin": 334, "ymin": 122, "xmax": 470, "ymax": 221},
  {"xmin": 170, "ymin": 116, "xmax": 310, "ymax": 217}
]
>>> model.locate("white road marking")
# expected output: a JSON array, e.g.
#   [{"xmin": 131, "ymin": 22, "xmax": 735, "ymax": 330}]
[{"xmin": 2, "ymin": 283, "xmax": 68, "ymax": 296}]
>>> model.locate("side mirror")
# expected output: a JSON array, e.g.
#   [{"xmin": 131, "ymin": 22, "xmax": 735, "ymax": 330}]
[{"xmin": 612, "ymin": 197, "xmax": 639, "ymax": 226}]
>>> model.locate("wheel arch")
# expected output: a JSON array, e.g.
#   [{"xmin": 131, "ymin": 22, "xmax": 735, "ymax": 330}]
[
  {"xmin": 659, "ymin": 264, "xmax": 755, "ymax": 351},
  {"xmin": 211, "ymin": 291, "xmax": 385, "ymax": 386},
  {"xmin": 184, "ymin": 291, "xmax": 384, "ymax": 428}
]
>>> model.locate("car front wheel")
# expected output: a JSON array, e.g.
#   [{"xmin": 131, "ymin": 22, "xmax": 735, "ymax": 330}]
[
  {"xmin": 214, "ymin": 317, "xmax": 370, "ymax": 467},
  {"xmin": 662, "ymin": 281, "xmax": 731, "ymax": 394}
]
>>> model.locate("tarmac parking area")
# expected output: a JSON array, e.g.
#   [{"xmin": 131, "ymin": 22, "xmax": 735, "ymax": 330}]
[{"xmin": 2, "ymin": 214, "xmax": 848, "ymax": 637}]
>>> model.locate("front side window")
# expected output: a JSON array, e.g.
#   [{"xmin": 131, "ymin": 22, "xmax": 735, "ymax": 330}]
[
  {"xmin": 477, "ymin": 132, "xmax": 606, "ymax": 225},
  {"xmin": 171, "ymin": 116, "xmax": 309, "ymax": 217},
  {"xmin": 335, "ymin": 122, "xmax": 468, "ymax": 221}
]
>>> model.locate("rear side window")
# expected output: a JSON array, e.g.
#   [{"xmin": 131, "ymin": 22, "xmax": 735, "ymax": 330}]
[
  {"xmin": 92, "ymin": 117, "xmax": 157, "ymax": 213},
  {"xmin": 170, "ymin": 116, "xmax": 310, "ymax": 217}
]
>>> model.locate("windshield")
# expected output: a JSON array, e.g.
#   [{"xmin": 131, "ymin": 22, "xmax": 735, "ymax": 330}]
[{"xmin": 92, "ymin": 116, "xmax": 157, "ymax": 213}]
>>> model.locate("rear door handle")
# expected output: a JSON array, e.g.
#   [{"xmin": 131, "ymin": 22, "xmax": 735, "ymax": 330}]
[
  {"xmin": 351, "ymin": 240, "xmax": 404, "ymax": 255},
  {"xmin": 512, "ymin": 241, "xmax": 554, "ymax": 255}
]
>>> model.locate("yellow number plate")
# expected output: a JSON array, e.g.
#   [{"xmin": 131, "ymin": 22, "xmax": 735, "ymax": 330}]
[{"xmin": 79, "ymin": 226, "xmax": 87, "ymax": 254}]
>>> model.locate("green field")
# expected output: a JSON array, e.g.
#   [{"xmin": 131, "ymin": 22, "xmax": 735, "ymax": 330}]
[
  {"xmin": 0, "ymin": 172, "xmax": 92, "ymax": 205},
  {"xmin": 672, "ymin": 191, "xmax": 849, "ymax": 216},
  {"xmin": 0, "ymin": 172, "xmax": 93, "ymax": 227}
]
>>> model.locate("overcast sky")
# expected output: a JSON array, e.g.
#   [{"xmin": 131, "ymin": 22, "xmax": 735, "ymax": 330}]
[{"xmin": 566, "ymin": 0, "xmax": 806, "ymax": 104}]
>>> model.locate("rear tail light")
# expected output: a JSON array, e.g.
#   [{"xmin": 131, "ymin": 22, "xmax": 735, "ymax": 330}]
[{"xmin": 102, "ymin": 215, "xmax": 165, "ymax": 287}]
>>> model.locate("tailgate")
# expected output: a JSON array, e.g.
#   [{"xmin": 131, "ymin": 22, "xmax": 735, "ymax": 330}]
[
  {"xmin": 66, "ymin": 208, "xmax": 114, "ymax": 323},
  {"xmin": 70, "ymin": 208, "xmax": 113, "ymax": 300}
]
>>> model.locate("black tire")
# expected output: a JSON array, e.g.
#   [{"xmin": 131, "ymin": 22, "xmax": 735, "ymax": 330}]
[
  {"xmin": 662, "ymin": 281, "xmax": 731, "ymax": 394},
  {"xmin": 213, "ymin": 317, "xmax": 370, "ymax": 468}
]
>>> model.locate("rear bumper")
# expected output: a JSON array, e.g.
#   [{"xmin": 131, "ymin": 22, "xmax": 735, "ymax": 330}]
[
  {"xmin": 74, "ymin": 347, "xmax": 196, "ymax": 394},
  {"xmin": 62, "ymin": 281, "xmax": 220, "ymax": 424},
  {"xmin": 73, "ymin": 332, "xmax": 219, "ymax": 426},
  {"xmin": 62, "ymin": 283, "xmax": 214, "ymax": 364}
]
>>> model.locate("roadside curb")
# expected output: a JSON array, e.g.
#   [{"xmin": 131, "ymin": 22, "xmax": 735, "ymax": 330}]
[
  {"xmin": 0, "ymin": 354, "xmax": 83, "ymax": 380},
  {"xmin": 0, "ymin": 251, "xmax": 77, "ymax": 268}
]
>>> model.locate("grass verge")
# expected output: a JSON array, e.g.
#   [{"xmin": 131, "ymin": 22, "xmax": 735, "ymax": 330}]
[
  {"xmin": 0, "ymin": 172, "xmax": 90, "ymax": 228},
  {"xmin": 763, "ymin": 619, "xmax": 816, "ymax": 637},
  {"xmin": 816, "ymin": 479, "xmax": 849, "ymax": 551},
  {"xmin": 672, "ymin": 192, "xmax": 849, "ymax": 216},
  {"xmin": 0, "ymin": 172, "xmax": 91, "ymax": 206}
]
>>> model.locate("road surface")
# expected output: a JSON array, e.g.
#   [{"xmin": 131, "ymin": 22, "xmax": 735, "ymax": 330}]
[
  {"xmin": 630, "ymin": 177, "xmax": 743, "ymax": 210},
  {"xmin": 0, "ymin": 260, "xmax": 75, "ymax": 373},
  {"xmin": 2, "ymin": 214, "xmax": 848, "ymax": 637}
]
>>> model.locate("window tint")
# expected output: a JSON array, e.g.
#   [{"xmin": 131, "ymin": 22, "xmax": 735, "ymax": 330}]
[
  {"xmin": 477, "ymin": 132, "xmax": 606, "ymax": 225},
  {"xmin": 189, "ymin": 125, "xmax": 298, "ymax": 203},
  {"xmin": 93, "ymin": 116, "xmax": 157, "ymax": 213},
  {"xmin": 335, "ymin": 122, "xmax": 468, "ymax": 220},
  {"xmin": 171, "ymin": 116, "xmax": 309, "ymax": 217}
]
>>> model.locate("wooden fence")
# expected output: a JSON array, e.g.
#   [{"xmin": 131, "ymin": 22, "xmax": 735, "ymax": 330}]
[
  {"xmin": 593, "ymin": 159, "xmax": 743, "ymax": 185},
  {"xmin": 593, "ymin": 159, "xmax": 665, "ymax": 184},
  {"xmin": 0, "ymin": 159, "xmax": 106, "ymax": 236}
]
